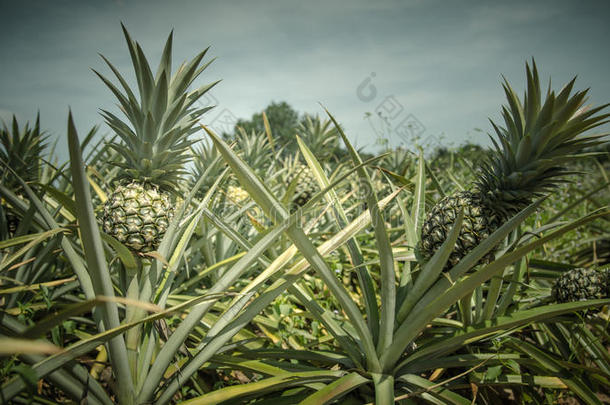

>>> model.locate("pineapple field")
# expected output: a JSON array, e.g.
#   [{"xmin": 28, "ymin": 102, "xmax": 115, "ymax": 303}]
[{"xmin": 2, "ymin": 26, "xmax": 610, "ymax": 405}]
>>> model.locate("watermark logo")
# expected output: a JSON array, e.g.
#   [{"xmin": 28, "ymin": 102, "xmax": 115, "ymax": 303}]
[
  {"xmin": 200, "ymin": 91, "xmax": 220, "ymax": 109},
  {"xmin": 196, "ymin": 92, "xmax": 238, "ymax": 135},
  {"xmin": 375, "ymin": 95, "xmax": 404, "ymax": 121},
  {"xmin": 356, "ymin": 72, "xmax": 378, "ymax": 102},
  {"xmin": 356, "ymin": 73, "xmax": 431, "ymax": 150},
  {"xmin": 208, "ymin": 108, "xmax": 239, "ymax": 135},
  {"xmin": 394, "ymin": 114, "xmax": 426, "ymax": 144}
]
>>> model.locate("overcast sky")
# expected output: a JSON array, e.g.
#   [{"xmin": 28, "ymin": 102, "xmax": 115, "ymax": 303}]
[{"xmin": 1, "ymin": 0, "xmax": 609, "ymax": 160}]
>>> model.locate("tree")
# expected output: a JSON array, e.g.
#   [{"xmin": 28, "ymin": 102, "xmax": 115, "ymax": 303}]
[{"xmin": 233, "ymin": 101, "xmax": 300, "ymax": 153}]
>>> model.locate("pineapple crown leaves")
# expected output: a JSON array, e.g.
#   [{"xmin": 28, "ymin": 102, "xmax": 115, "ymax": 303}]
[
  {"xmin": 93, "ymin": 24, "xmax": 220, "ymax": 189},
  {"xmin": 190, "ymin": 141, "xmax": 227, "ymax": 192},
  {"xmin": 0, "ymin": 113, "xmax": 48, "ymax": 191},
  {"xmin": 475, "ymin": 60, "xmax": 610, "ymax": 216},
  {"xmin": 234, "ymin": 127, "xmax": 275, "ymax": 171},
  {"xmin": 296, "ymin": 114, "xmax": 340, "ymax": 159}
]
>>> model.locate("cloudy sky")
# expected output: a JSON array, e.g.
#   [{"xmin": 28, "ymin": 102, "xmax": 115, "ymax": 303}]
[{"xmin": 1, "ymin": 0, "xmax": 609, "ymax": 160}]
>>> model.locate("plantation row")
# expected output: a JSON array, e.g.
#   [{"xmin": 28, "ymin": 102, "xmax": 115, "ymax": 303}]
[{"xmin": 1, "ymin": 26, "xmax": 609, "ymax": 404}]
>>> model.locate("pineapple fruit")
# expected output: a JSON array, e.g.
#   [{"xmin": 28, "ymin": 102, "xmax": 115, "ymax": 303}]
[
  {"xmin": 96, "ymin": 25, "xmax": 218, "ymax": 253},
  {"xmin": 226, "ymin": 185, "xmax": 249, "ymax": 205},
  {"xmin": 285, "ymin": 161, "xmax": 319, "ymax": 210},
  {"xmin": 419, "ymin": 61, "xmax": 609, "ymax": 267},
  {"xmin": 552, "ymin": 267, "xmax": 610, "ymax": 303},
  {"xmin": 101, "ymin": 182, "xmax": 173, "ymax": 252},
  {"xmin": 0, "ymin": 114, "xmax": 47, "ymax": 235}
]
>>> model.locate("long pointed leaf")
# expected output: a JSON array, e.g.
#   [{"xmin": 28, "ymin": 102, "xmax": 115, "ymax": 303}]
[{"xmin": 67, "ymin": 112, "xmax": 135, "ymax": 402}]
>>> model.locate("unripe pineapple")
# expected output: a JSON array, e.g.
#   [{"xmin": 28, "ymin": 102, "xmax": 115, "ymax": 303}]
[
  {"xmin": 285, "ymin": 162, "xmax": 318, "ymax": 210},
  {"xmin": 421, "ymin": 191, "xmax": 501, "ymax": 268},
  {"xmin": 226, "ymin": 185, "xmax": 249, "ymax": 205},
  {"xmin": 101, "ymin": 182, "xmax": 172, "ymax": 252},
  {"xmin": 419, "ymin": 61, "xmax": 609, "ymax": 267},
  {"xmin": 96, "ymin": 25, "xmax": 218, "ymax": 252},
  {"xmin": 552, "ymin": 267, "xmax": 610, "ymax": 303}
]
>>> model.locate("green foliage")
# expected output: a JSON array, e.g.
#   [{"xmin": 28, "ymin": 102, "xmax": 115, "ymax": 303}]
[
  {"xmin": 2, "ymin": 37, "xmax": 610, "ymax": 405},
  {"xmin": 0, "ymin": 114, "xmax": 48, "ymax": 193},
  {"xmin": 233, "ymin": 101, "xmax": 300, "ymax": 153}
]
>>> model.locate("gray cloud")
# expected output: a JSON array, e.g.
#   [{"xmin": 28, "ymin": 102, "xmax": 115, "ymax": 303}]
[{"xmin": 1, "ymin": 0, "xmax": 609, "ymax": 161}]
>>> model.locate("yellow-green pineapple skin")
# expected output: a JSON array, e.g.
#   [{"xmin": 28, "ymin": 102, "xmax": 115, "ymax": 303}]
[
  {"xmin": 226, "ymin": 185, "xmax": 249, "ymax": 205},
  {"xmin": 102, "ymin": 182, "xmax": 173, "ymax": 253}
]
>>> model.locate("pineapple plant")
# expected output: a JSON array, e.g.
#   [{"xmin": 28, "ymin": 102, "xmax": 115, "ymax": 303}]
[
  {"xmin": 234, "ymin": 126, "xmax": 276, "ymax": 177},
  {"xmin": 96, "ymin": 25, "xmax": 218, "ymax": 253},
  {"xmin": 380, "ymin": 146, "xmax": 414, "ymax": 177},
  {"xmin": 552, "ymin": 266, "xmax": 610, "ymax": 303},
  {"xmin": 191, "ymin": 140, "xmax": 226, "ymax": 198},
  {"xmin": 419, "ymin": 61, "xmax": 609, "ymax": 267},
  {"xmin": 296, "ymin": 114, "xmax": 340, "ymax": 162},
  {"xmin": 0, "ymin": 114, "xmax": 47, "ymax": 235},
  {"xmin": 224, "ymin": 184, "xmax": 262, "ymax": 226},
  {"xmin": 190, "ymin": 128, "xmax": 274, "ymax": 200}
]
